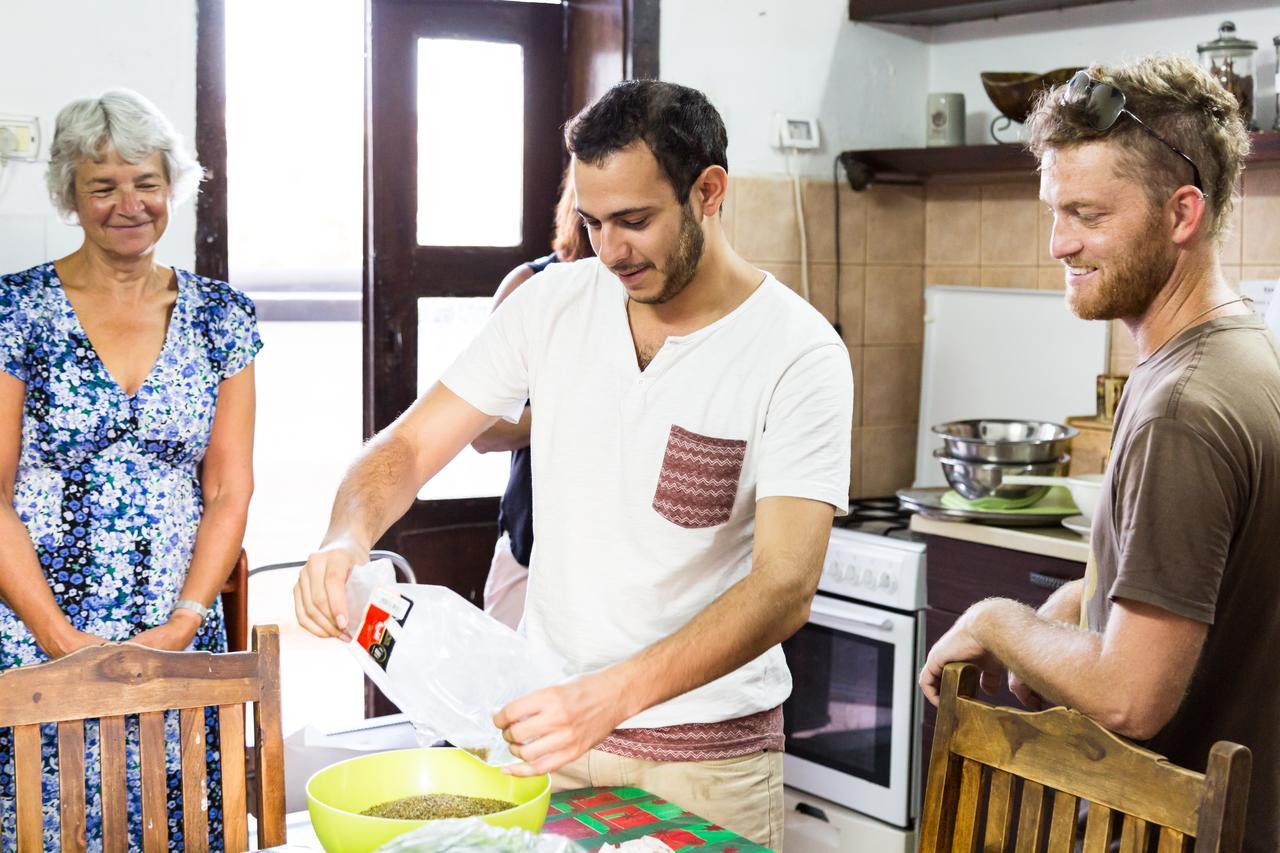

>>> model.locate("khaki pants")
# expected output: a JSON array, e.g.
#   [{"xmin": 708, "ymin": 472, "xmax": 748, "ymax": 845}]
[{"xmin": 553, "ymin": 748, "xmax": 784, "ymax": 851}]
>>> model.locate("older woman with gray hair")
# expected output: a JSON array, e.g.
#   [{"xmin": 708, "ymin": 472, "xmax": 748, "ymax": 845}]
[{"xmin": 0, "ymin": 90, "xmax": 259, "ymax": 849}]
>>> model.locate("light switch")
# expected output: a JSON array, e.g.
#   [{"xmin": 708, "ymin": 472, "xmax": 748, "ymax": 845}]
[{"xmin": 0, "ymin": 115, "xmax": 40, "ymax": 161}]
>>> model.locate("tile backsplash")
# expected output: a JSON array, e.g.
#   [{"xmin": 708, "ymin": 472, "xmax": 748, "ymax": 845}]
[{"xmin": 727, "ymin": 165, "xmax": 1280, "ymax": 498}]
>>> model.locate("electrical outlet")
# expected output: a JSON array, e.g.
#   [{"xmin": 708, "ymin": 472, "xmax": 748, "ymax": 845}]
[
  {"xmin": 775, "ymin": 115, "xmax": 820, "ymax": 150},
  {"xmin": 0, "ymin": 115, "xmax": 40, "ymax": 161}
]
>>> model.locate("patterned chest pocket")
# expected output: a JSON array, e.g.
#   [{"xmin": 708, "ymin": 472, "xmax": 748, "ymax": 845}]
[{"xmin": 652, "ymin": 425, "xmax": 747, "ymax": 529}]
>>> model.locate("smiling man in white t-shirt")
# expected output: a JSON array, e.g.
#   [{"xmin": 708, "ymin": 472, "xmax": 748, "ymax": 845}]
[{"xmin": 294, "ymin": 80, "xmax": 853, "ymax": 845}]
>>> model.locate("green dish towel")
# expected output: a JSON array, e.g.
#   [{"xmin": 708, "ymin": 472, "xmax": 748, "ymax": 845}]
[{"xmin": 941, "ymin": 486, "xmax": 1079, "ymax": 514}]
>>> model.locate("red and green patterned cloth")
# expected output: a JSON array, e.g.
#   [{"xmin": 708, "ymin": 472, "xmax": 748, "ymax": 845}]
[{"xmin": 543, "ymin": 787, "xmax": 772, "ymax": 852}]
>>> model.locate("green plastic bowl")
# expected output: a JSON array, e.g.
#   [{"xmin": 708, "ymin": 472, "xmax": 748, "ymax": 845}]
[{"xmin": 305, "ymin": 747, "xmax": 551, "ymax": 853}]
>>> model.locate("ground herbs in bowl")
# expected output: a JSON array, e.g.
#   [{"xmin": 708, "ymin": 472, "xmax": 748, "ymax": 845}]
[{"xmin": 360, "ymin": 793, "xmax": 517, "ymax": 820}]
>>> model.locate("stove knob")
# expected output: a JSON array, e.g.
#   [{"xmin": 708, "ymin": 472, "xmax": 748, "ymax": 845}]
[
  {"xmin": 878, "ymin": 572, "xmax": 892, "ymax": 589},
  {"xmin": 861, "ymin": 569, "xmax": 875, "ymax": 587}
]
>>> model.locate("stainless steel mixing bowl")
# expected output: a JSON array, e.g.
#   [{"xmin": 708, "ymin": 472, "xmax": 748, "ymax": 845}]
[
  {"xmin": 934, "ymin": 450, "xmax": 1070, "ymax": 502},
  {"xmin": 932, "ymin": 419, "xmax": 1077, "ymax": 464}
]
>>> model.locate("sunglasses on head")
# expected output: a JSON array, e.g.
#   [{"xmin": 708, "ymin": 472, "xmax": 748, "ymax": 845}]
[{"xmin": 1061, "ymin": 70, "xmax": 1205, "ymax": 196}]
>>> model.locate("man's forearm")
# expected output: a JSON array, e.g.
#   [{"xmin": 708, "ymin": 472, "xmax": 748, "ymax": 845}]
[
  {"xmin": 606, "ymin": 560, "xmax": 816, "ymax": 721},
  {"xmin": 966, "ymin": 599, "xmax": 1172, "ymax": 736},
  {"xmin": 323, "ymin": 432, "xmax": 423, "ymax": 551}
]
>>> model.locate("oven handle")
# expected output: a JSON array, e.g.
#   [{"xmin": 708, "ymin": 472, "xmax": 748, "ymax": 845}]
[
  {"xmin": 840, "ymin": 613, "xmax": 894, "ymax": 631},
  {"xmin": 1029, "ymin": 571, "xmax": 1070, "ymax": 591},
  {"xmin": 808, "ymin": 595, "xmax": 896, "ymax": 632}
]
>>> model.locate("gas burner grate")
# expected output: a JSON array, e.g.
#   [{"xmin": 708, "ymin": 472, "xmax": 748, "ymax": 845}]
[{"xmin": 834, "ymin": 496, "xmax": 919, "ymax": 538}]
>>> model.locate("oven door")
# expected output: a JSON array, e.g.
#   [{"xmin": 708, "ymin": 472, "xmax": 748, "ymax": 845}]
[{"xmin": 782, "ymin": 594, "xmax": 918, "ymax": 828}]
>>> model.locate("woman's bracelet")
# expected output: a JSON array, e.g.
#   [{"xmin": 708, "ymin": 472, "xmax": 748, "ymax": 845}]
[{"xmin": 171, "ymin": 599, "xmax": 211, "ymax": 626}]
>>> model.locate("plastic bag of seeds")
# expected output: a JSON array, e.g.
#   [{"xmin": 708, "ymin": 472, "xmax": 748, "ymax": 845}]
[
  {"xmin": 345, "ymin": 559, "xmax": 568, "ymax": 766},
  {"xmin": 375, "ymin": 817, "xmax": 579, "ymax": 852}
]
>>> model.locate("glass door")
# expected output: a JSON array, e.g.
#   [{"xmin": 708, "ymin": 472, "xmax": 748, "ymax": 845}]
[{"xmin": 365, "ymin": 0, "xmax": 565, "ymax": 601}]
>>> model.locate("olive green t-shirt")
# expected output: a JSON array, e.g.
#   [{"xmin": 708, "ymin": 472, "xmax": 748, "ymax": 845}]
[{"xmin": 1086, "ymin": 314, "xmax": 1280, "ymax": 851}]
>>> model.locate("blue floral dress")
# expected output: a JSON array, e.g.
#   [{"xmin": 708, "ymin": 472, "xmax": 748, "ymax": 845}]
[{"xmin": 0, "ymin": 263, "xmax": 262, "ymax": 851}]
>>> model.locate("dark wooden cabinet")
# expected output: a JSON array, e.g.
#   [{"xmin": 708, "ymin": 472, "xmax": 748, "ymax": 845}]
[{"xmin": 919, "ymin": 534, "xmax": 1085, "ymax": 761}]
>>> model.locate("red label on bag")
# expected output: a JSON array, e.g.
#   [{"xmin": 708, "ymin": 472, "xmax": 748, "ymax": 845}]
[{"xmin": 356, "ymin": 604, "xmax": 396, "ymax": 670}]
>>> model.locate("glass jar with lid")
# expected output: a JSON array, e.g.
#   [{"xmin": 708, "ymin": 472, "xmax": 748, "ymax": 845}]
[
  {"xmin": 1274, "ymin": 36, "xmax": 1279, "ymax": 131},
  {"xmin": 1197, "ymin": 20, "xmax": 1258, "ymax": 130}
]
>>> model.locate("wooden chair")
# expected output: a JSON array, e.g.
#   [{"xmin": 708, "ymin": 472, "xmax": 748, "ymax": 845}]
[
  {"xmin": 0, "ymin": 624, "xmax": 286, "ymax": 852},
  {"xmin": 920, "ymin": 662, "xmax": 1251, "ymax": 853},
  {"xmin": 221, "ymin": 548, "xmax": 250, "ymax": 653}
]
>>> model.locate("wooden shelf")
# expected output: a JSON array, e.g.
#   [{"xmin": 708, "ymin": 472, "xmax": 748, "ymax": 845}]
[
  {"xmin": 840, "ymin": 131, "xmax": 1280, "ymax": 191},
  {"xmin": 848, "ymin": 0, "xmax": 1116, "ymax": 26}
]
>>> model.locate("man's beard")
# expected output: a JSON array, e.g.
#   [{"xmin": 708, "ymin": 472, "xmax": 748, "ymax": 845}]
[
  {"xmin": 1066, "ymin": 212, "xmax": 1176, "ymax": 321},
  {"xmin": 631, "ymin": 206, "xmax": 705, "ymax": 305}
]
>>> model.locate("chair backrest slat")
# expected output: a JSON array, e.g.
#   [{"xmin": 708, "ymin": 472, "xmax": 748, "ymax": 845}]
[
  {"xmin": 219, "ymin": 703, "xmax": 249, "ymax": 852},
  {"xmin": 920, "ymin": 664, "xmax": 1251, "ymax": 853},
  {"xmin": 179, "ymin": 707, "xmax": 209, "ymax": 845},
  {"xmin": 99, "ymin": 715, "xmax": 129, "ymax": 853},
  {"xmin": 139, "ymin": 711, "xmax": 169, "ymax": 852},
  {"xmin": 1081, "ymin": 804, "xmax": 1114, "ymax": 853},
  {"xmin": 1119, "ymin": 814, "xmax": 1148, "ymax": 852},
  {"xmin": 984, "ymin": 768, "xmax": 1015, "ymax": 851},
  {"xmin": 1014, "ymin": 780, "xmax": 1046, "ymax": 853},
  {"xmin": 1046, "ymin": 790, "xmax": 1078, "ymax": 852},
  {"xmin": 1157, "ymin": 826, "xmax": 1186, "ymax": 853},
  {"xmin": 1080, "ymin": 803, "xmax": 1113, "ymax": 852},
  {"xmin": 952, "ymin": 758, "xmax": 983, "ymax": 852},
  {"xmin": 57, "ymin": 720, "xmax": 88, "ymax": 852},
  {"xmin": 252, "ymin": 626, "xmax": 287, "ymax": 849},
  {"xmin": 1193, "ymin": 742, "xmax": 1251, "ymax": 853},
  {"xmin": 14, "ymin": 723, "xmax": 42, "ymax": 851},
  {"xmin": 919, "ymin": 664, "xmax": 981, "ymax": 853}
]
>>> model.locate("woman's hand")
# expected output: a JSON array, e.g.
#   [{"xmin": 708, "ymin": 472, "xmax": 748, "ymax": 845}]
[
  {"xmin": 127, "ymin": 610, "xmax": 202, "ymax": 651},
  {"xmin": 41, "ymin": 625, "xmax": 112, "ymax": 659}
]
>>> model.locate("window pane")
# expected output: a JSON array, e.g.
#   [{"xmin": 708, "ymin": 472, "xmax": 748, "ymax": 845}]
[
  {"xmin": 226, "ymin": 0, "xmax": 362, "ymax": 294},
  {"xmin": 416, "ymin": 297, "xmax": 509, "ymax": 499},
  {"xmin": 417, "ymin": 39, "xmax": 524, "ymax": 247}
]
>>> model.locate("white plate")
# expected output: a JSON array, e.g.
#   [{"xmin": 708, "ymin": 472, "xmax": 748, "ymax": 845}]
[{"xmin": 1061, "ymin": 514, "xmax": 1092, "ymax": 538}]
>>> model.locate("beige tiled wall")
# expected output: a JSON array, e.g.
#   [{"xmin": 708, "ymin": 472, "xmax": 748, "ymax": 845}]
[
  {"xmin": 728, "ymin": 163, "xmax": 1280, "ymax": 498},
  {"xmin": 727, "ymin": 175, "xmax": 924, "ymax": 497}
]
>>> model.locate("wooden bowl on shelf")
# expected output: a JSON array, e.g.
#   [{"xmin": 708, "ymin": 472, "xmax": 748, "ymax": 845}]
[{"xmin": 980, "ymin": 68, "xmax": 1081, "ymax": 124}]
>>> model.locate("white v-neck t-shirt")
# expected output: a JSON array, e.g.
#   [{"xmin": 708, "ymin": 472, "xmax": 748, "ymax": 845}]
[{"xmin": 442, "ymin": 258, "xmax": 853, "ymax": 728}]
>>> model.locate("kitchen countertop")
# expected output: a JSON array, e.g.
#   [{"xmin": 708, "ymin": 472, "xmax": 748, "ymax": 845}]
[{"xmin": 910, "ymin": 514, "xmax": 1090, "ymax": 563}]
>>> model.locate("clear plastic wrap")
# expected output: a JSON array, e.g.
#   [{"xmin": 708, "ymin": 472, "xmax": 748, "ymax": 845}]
[
  {"xmin": 373, "ymin": 818, "xmax": 578, "ymax": 852},
  {"xmin": 345, "ymin": 560, "xmax": 567, "ymax": 766}
]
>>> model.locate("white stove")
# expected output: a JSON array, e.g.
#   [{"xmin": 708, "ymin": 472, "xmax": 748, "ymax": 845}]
[{"xmin": 782, "ymin": 498, "xmax": 927, "ymax": 853}]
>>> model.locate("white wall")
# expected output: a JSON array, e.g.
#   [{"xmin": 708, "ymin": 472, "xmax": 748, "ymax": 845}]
[
  {"xmin": 661, "ymin": 0, "xmax": 930, "ymax": 177},
  {"xmin": 928, "ymin": 0, "xmax": 1280, "ymax": 145},
  {"xmin": 0, "ymin": 0, "xmax": 198, "ymax": 273}
]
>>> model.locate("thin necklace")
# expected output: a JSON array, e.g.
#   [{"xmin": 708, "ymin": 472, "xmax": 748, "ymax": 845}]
[{"xmin": 1135, "ymin": 296, "xmax": 1251, "ymax": 367}]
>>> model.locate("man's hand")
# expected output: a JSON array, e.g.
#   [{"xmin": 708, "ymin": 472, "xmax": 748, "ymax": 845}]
[
  {"xmin": 294, "ymin": 535, "xmax": 369, "ymax": 641},
  {"xmin": 919, "ymin": 601, "xmax": 1006, "ymax": 706},
  {"xmin": 493, "ymin": 669, "xmax": 631, "ymax": 776},
  {"xmin": 1008, "ymin": 671, "xmax": 1045, "ymax": 710},
  {"xmin": 128, "ymin": 610, "xmax": 201, "ymax": 651}
]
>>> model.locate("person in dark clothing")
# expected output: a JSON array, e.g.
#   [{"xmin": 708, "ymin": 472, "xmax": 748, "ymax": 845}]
[{"xmin": 471, "ymin": 169, "xmax": 591, "ymax": 629}]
